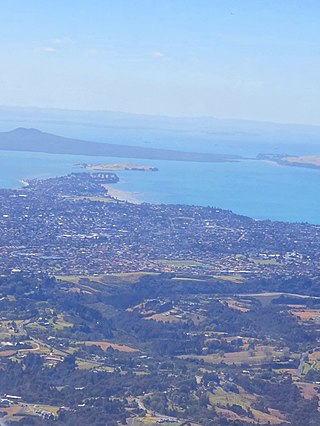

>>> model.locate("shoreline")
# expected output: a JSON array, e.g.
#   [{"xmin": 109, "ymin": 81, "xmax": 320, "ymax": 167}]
[
  {"xmin": 103, "ymin": 184, "xmax": 142, "ymax": 204},
  {"xmin": 256, "ymin": 154, "xmax": 320, "ymax": 171},
  {"xmin": 278, "ymin": 159, "xmax": 320, "ymax": 171}
]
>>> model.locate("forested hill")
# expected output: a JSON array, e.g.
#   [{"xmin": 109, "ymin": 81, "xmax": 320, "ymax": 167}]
[{"xmin": 0, "ymin": 127, "xmax": 240, "ymax": 163}]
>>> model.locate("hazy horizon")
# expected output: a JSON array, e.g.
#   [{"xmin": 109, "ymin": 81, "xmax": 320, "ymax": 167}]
[
  {"xmin": 2, "ymin": 104, "xmax": 320, "ymax": 131},
  {"xmin": 1, "ymin": 1, "xmax": 320, "ymax": 125}
]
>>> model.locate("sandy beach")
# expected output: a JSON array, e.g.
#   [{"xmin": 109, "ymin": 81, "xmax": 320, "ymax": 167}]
[{"xmin": 103, "ymin": 184, "xmax": 142, "ymax": 204}]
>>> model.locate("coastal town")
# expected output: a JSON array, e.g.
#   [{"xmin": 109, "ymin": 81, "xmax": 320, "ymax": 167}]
[
  {"xmin": 0, "ymin": 172, "xmax": 320, "ymax": 424},
  {"xmin": 0, "ymin": 172, "xmax": 319, "ymax": 280},
  {"xmin": 2, "ymin": 2, "xmax": 320, "ymax": 424}
]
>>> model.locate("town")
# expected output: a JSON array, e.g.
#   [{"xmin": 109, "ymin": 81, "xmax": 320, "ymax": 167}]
[
  {"xmin": 0, "ymin": 173, "xmax": 319, "ymax": 424},
  {"xmin": 0, "ymin": 172, "xmax": 319, "ymax": 281}
]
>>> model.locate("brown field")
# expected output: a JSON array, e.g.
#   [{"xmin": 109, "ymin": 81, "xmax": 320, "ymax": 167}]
[
  {"xmin": 0, "ymin": 405, "xmax": 23, "ymax": 416},
  {"xmin": 309, "ymin": 351, "xmax": 320, "ymax": 361},
  {"xmin": 127, "ymin": 302, "xmax": 156, "ymax": 316},
  {"xmin": 291, "ymin": 309, "xmax": 320, "ymax": 322},
  {"xmin": 216, "ymin": 407, "xmax": 254, "ymax": 423},
  {"xmin": 252, "ymin": 408, "xmax": 289, "ymax": 424},
  {"xmin": 68, "ymin": 286, "xmax": 82, "ymax": 293},
  {"xmin": 0, "ymin": 350, "xmax": 16, "ymax": 357},
  {"xmin": 144, "ymin": 311, "xmax": 184, "ymax": 323},
  {"xmin": 274, "ymin": 368, "xmax": 298, "ymax": 378},
  {"xmin": 83, "ymin": 341, "xmax": 138, "ymax": 352},
  {"xmin": 222, "ymin": 298, "xmax": 251, "ymax": 313},
  {"xmin": 297, "ymin": 383, "xmax": 319, "ymax": 401}
]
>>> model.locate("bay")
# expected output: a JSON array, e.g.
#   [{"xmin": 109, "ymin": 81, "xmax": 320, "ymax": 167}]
[{"xmin": 0, "ymin": 149, "xmax": 319, "ymax": 225}]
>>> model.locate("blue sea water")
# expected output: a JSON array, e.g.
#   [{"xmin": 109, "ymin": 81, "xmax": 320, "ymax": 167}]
[
  {"xmin": 0, "ymin": 119, "xmax": 319, "ymax": 224},
  {"xmin": 0, "ymin": 149, "xmax": 319, "ymax": 225}
]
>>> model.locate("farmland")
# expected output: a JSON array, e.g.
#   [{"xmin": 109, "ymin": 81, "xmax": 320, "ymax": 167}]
[
  {"xmin": 0, "ymin": 273, "xmax": 319, "ymax": 424},
  {"xmin": 0, "ymin": 173, "xmax": 319, "ymax": 424}
]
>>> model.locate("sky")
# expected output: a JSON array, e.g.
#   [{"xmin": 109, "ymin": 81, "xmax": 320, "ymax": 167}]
[{"xmin": 0, "ymin": 0, "xmax": 320, "ymax": 125}]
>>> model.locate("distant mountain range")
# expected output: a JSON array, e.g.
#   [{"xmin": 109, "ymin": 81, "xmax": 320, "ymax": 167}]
[
  {"xmin": 1, "ymin": 106, "xmax": 320, "ymax": 145},
  {"xmin": 0, "ymin": 128, "xmax": 241, "ymax": 163}
]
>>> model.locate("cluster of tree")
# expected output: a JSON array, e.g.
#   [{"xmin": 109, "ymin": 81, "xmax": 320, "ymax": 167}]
[
  {"xmin": 235, "ymin": 373, "xmax": 320, "ymax": 425},
  {"xmin": 0, "ymin": 272, "xmax": 320, "ymax": 425}
]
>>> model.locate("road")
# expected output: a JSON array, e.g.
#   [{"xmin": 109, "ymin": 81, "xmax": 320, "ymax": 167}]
[
  {"xmin": 135, "ymin": 395, "xmax": 180, "ymax": 423},
  {"xmin": 297, "ymin": 346, "xmax": 320, "ymax": 377}
]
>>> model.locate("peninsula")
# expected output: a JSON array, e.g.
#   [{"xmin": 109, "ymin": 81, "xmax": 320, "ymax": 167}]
[{"xmin": 257, "ymin": 153, "xmax": 320, "ymax": 170}]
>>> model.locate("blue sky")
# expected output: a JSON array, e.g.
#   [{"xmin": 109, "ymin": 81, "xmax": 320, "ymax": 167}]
[{"xmin": 1, "ymin": 0, "xmax": 320, "ymax": 124}]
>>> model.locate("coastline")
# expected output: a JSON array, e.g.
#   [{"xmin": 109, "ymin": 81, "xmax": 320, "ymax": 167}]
[
  {"xmin": 256, "ymin": 154, "xmax": 320, "ymax": 171},
  {"xmin": 103, "ymin": 184, "xmax": 142, "ymax": 204},
  {"xmin": 278, "ymin": 159, "xmax": 320, "ymax": 171}
]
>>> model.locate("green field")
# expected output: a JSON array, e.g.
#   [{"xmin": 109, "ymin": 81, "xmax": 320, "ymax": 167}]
[
  {"xmin": 180, "ymin": 346, "xmax": 287, "ymax": 365},
  {"xmin": 213, "ymin": 274, "xmax": 245, "ymax": 283},
  {"xmin": 210, "ymin": 386, "xmax": 255, "ymax": 410}
]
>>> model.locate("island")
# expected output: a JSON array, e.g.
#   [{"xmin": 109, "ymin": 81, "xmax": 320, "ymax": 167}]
[
  {"xmin": 0, "ymin": 127, "xmax": 242, "ymax": 163},
  {"xmin": 78, "ymin": 162, "xmax": 158, "ymax": 172}
]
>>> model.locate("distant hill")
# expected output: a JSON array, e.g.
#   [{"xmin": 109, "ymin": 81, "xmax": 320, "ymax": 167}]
[
  {"xmin": 0, "ymin": 128, "xmax": 241, "ymax": 163},
  {"xmin": 1, "ymin": 106, "xmax": 320, "ymax": 143}
]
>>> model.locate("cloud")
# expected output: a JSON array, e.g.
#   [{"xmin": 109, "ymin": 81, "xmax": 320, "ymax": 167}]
[
  {"xmin": 51, "ymin": 37, "xmax": 74, "ymax": 45},
  {"xmin": 151, "ymin": 51, "xmax": 166, "ymax": 58},
  {"xmin": 39, "ymin": 37, "xmax": 74, "ymax": 54},
  {"xmin": 86, "ymin": 48, "xmax": 98, "ymax": 56},
  {"xmin": 42, "ymin": 47, "xmax": 57, "ymax": 53}
]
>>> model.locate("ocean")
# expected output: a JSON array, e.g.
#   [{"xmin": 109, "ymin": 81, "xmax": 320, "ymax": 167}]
[
  {"xmin": 0, "ymin": 148, "xmax": 319, "ymax": 225},
  {"xmin": 0, "ymin": 120, "xmax": 319, "ymax": 224}
]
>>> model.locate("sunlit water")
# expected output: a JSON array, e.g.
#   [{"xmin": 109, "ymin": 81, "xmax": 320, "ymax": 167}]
[{"xmin": 0, "ymin": 149, "xmax": 319, "ymax": 224}]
